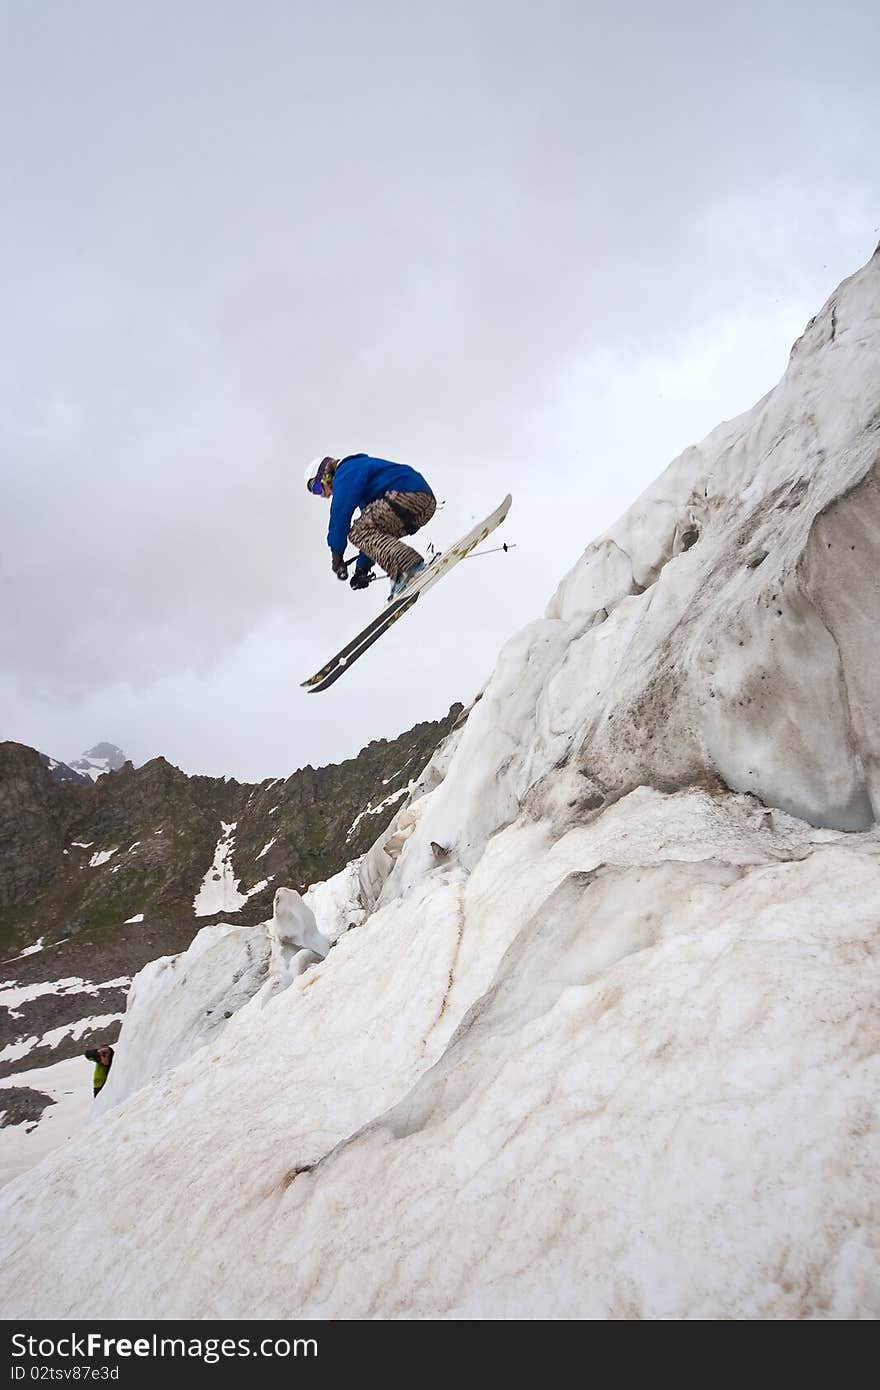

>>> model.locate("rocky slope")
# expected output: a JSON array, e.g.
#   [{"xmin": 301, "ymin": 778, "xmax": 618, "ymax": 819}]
[{"xmin": 0, "ymin": 706, "xmax": 463, "ymax": 1083}]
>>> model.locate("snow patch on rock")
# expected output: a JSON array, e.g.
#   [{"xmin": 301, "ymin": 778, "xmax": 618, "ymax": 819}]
[{"xmin": 193, "ymin": 823, "xmax": 269, "ymax": 917}]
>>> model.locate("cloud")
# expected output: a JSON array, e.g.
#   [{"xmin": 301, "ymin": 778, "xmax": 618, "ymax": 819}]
[{"xmin": 2, "ymin": 1, "xmax": 878, "ymax": 775}]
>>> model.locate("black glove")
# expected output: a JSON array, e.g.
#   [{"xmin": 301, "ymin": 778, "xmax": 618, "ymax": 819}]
[
  {"xmin": 350, "ymin": 570, "xmax": 373, "ymax": 590},
  {"xmin": 331, "ymin": 552, "xmax": 347, "ymax": 579}
]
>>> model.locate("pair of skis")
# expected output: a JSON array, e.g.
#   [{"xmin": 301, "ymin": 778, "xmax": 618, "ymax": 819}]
[{"xmin": 301, "ymin": 495, "xmax": 512, "ymax": 692}]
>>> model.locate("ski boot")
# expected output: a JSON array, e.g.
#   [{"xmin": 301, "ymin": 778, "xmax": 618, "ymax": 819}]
[{"xmin": 388, "ymin": 559, "xmax": 426, "ymax": 601}]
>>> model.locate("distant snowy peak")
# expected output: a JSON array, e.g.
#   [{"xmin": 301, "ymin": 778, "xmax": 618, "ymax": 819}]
[
  {"xmin": 37, "ymin": 754, "xmax": 90, "ymax": 787},
  {"xmin": 67, "ymin": 743, "xmax": 128, "ymax": 782}
]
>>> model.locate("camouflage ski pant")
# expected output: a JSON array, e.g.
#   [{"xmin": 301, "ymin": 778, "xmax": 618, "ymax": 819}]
[{"xmin": 348, "ymin": 490, "xmax": 437, "ymax": 579}]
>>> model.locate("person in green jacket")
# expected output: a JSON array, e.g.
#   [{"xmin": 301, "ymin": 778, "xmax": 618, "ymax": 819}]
[{"xmin": 84, "ymin": 1044, "xmax": 114, "ymax": 1097}]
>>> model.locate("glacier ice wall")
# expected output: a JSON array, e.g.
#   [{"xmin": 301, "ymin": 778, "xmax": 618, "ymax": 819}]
[{"xmin": 370, "ymin": 246, "xmax": 880, "ymax": 913}]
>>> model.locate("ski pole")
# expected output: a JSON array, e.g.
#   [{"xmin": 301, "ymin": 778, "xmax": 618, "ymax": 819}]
[
  {"xmin": 462, "ymin": 542, "xmax": 517, "ymax": 560},
  {"xmin": 338, "ymin": 537, "xmax": 514, "ymax": 581}
]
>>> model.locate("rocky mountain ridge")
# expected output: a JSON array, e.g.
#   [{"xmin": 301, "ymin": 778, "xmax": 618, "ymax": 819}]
[{"xmin": 0, "ymin": 705, "xmax": 464, "ymax": 1082}]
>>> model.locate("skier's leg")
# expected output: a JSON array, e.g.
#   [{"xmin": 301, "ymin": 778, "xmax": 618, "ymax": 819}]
[
  {"xmin": 349, "ymin": 491, "xmax": 436, "ymax": 579},
  {"xmin": 388, "ymin": 489, "xmax": 436, "ymax": 533},
  {"xmin": 348, "ymin": 499, "xmax": 413, "ymax": 577}
]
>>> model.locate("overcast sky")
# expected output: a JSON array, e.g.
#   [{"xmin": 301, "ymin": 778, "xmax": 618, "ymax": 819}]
[{"xmin": 2, "ymin": 0, "xmax": 878, "ymax": 781}]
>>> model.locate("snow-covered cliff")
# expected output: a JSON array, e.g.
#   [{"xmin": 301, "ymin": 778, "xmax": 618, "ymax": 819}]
[{"xmin": 1, "ymin": 247, "xmax": 878, "ymax": 1320}]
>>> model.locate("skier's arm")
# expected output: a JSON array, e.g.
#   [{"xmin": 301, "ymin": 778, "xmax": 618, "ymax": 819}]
[{"xmin": 327, "ymin": 475, "xmax": 360, "ymax": 557}]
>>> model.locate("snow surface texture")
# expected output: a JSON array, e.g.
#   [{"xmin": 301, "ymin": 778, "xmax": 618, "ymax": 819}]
[
  {"xmin": 91, "ymin": 885, "xmax": 335, "ymax": 1114},
  {"xmin": 1, "ymin": 248, "xmax": 879, "ymax": 1319},
  {"xmin": 0, "ymin": 1057, "xmax": 92, "ymax": 1188}
]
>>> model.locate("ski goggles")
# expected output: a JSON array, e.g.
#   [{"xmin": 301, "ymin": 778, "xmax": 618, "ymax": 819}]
[{"xmin": 308, "ymin": 457, "xmax": 335, "ymax": 494}]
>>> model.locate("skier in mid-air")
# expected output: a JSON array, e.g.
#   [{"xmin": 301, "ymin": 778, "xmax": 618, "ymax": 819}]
[{"xmin": 305, "ymin": 453, "xmax": 436, "ymax": 599}]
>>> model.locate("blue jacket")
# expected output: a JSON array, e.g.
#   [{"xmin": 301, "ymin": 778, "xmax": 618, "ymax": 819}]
[{"xmin": 327, "ymin": 455, "xmax": 434, "ymax": 570}]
